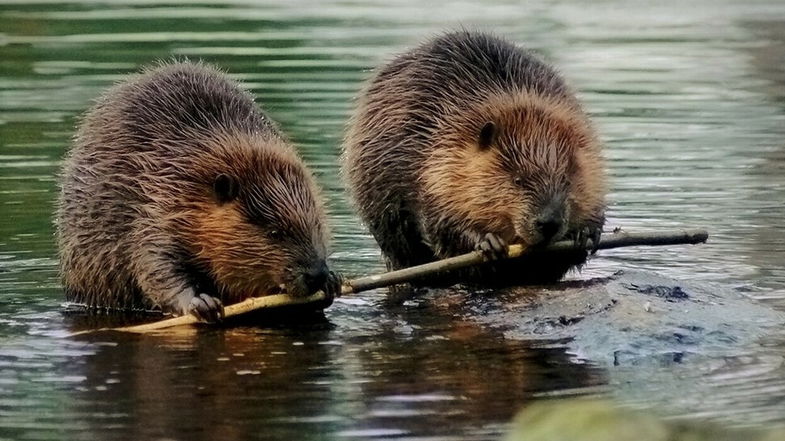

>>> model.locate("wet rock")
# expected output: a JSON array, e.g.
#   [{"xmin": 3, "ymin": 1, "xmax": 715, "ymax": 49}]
[
  {"xmin": 465, "ymin": 270, "xmax": 785, "ymax": 365},
  {"xmin": 624, "ymin": 283, "xmax": 690, "ymax": 301}
]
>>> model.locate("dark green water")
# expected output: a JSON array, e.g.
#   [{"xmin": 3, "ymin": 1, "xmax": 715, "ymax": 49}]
[{"xmin": 1, "ymin": 1, "xmax": 785, "ymax": 440}]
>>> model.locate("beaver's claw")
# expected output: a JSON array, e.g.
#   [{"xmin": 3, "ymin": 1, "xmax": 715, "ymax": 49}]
[
  {"xmin": 475, "ymin": 232, "xmax": 508, "ymax": 261},
  {"xmin": 574, "ymin": 226, "xmax": 602, "ymax": 254},
  {"xmin": 589, "ymin": 227, "xmax": 602, "ymax": 254},
  {"xmin": 188, "ymin": 293, "xmax": 224, "ymax": 323},
  {"xmin": 322, "ymin": 271, "xmax": 342, "ymax": 306}
]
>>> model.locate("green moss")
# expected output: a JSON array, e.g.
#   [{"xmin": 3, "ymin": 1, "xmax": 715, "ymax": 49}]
[{"xmin": 506, "ymin": 399, "xmax": 785, "ymax": 441}]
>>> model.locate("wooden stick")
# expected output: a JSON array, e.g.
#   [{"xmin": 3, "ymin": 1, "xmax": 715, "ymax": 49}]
[
  {"xmin": 71, "ymin": 291, "xmax": 332, "ymax": 335},
  {"xmin": 346, "ymin": 228, "xmax": 708, "ymax": 292},
  {"xmin": 70, "ymin": 228, "xmax": 707, "ymax": 335}
]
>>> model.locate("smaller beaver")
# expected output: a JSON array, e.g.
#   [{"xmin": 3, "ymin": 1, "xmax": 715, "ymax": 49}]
[
  {"xmin": 57, "ymin": 61, "xmax": 340, "ymax": 321},
  {"xmin": 343, "ymin": 31, "xmax": 607, "ymax": 284}
]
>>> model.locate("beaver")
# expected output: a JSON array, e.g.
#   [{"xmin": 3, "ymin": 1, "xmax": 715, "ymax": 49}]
[
  {"xmin": 343, "ymin": 31, "xmax": 607, "ymax": 284},
  {"xmin": 56, "ymin": 61, "xmax": 340, "ymax": 321}
]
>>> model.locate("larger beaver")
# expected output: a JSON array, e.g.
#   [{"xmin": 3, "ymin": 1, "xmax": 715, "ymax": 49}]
[
  {"xmin": 57, "ymin": 61, "xmax": 340, "ymax": 321},
  {"xmin": 343, "ymin": 31, "xmax": 607, "ymax": 284}
]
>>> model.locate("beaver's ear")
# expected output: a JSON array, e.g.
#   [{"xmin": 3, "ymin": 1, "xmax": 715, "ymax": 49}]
[
  {"xmin": 214, "ymin": 173, "xmax": 239, "ymax": 203},
  {"xmin": 478, "ymin": 121, "xmax": 496, "ymax": 150}
]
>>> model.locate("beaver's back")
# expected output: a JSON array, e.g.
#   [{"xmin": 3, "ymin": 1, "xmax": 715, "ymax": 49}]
[
  {"xmin": 57, "ymin": 62, "xmax": 279, "ymax": 309},
  {"xmin": 386, "ymin": 31, "xmax": 572, "ymax": 114},
  {"xmin": 82, "ymin": 62, "xmax": 277, "ymax": 156}
]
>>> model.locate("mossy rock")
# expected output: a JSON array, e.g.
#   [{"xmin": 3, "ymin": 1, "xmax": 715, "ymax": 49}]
[{"xmin": 506, "ymin": 399, "xmax": 785, "ymax": 441}]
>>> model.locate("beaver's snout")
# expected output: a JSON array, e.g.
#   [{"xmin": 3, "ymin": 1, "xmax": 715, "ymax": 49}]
[
  {"xmin": 534, "ymin": 198, "xmax": 567, "ymax": 243},
  {"xmin": 288, "ymin": 258, "xmax": 329, "ymax": 297},
  {"xmin": 536, "ymin": 216, "xmax": 562, "ymax": 242},
  {"xmin": 303, "ymin": 259, "xmax": 329, "ymax": 294}
]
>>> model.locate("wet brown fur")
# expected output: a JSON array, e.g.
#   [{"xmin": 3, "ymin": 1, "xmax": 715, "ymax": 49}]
[
  {"xmin": 343, "ymin": 31, "xmax": 606, "ymax": 283},
  {"xmin": 57, "ymin": 61, "xmax": 330, "ymax": 313}
]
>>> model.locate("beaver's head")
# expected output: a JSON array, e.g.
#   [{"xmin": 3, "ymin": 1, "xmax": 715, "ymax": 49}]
[
  {"xmin": 423, "ymin": 92, "xmax": 605, "ymax": 248},
  {"xmin": 182, "ymin": 133, "xmax": 330, "ymax": 302}
]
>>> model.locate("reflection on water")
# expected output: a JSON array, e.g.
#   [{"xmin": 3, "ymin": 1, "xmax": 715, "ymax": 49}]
[
  {"xmin": 1, "ymin": 0, "xmax": 785, "ymax": 439},
  {"xmin": 55, "ymin": 309, "xmax": 605, "ymax": 441}
]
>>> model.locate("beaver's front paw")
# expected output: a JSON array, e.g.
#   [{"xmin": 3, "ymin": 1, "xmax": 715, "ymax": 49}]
[
  {"xmin": 475, "ymin": 232, "xmax": 508, "ymax": 261},
  {"xmin": 322, "ymin": 271, "xmax": 343, "ymax": 306},
  {"xmin": 188, "ymin": 293, "xmax": 224, "ymax": 323},
  {"xmin": 574, "ymin": 225, "xmax": 602, "ymax": 254}
]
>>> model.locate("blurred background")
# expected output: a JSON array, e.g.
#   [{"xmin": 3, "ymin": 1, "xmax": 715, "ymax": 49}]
[{"xmin": 1, "ymin": 1, "xmax": 784, "ymax": 440}]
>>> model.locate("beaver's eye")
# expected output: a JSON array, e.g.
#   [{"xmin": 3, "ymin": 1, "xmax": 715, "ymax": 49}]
[
  {"xmin": 513, "ymin": 177, "xmax": 524, "ymax": 187},
  {"xmin": 213, "ymin": 173, "xmax": 239, "ymax": 203},
  {"xmin": 478, "ymin": 121, "xmax": 496, "ymax": 149},
  {"xmin": 268, "ymin": 230, "xmax": 283, "ymax": 240}
]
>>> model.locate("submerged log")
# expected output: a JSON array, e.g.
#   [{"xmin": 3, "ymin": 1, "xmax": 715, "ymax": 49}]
[{"xmin": 70, "ymin": 228, "xmax": 708, "ymax": 335}]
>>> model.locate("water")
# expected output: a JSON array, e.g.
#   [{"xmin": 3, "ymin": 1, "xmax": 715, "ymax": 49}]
[{"xmin": 1, "ymin": 0, "xmax": 785, "ymax": 439}]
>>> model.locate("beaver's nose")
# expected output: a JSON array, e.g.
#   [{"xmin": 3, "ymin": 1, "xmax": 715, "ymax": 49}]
[
  {"xmin": 536, "ymin": 216, "xmax": 562, "ymax": 242},
  {"xmin": 303, "ymin": 259, "xmax": 328, "ymax": 293},
  {"xmin": 536, "ymin": 197, "xmax": 565, "ymax": 243}
]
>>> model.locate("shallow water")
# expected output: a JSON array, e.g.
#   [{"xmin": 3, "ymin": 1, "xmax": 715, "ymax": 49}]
[{"xmin": 1, "ymin": 1, "xmax": 785, "ymax": 439}]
